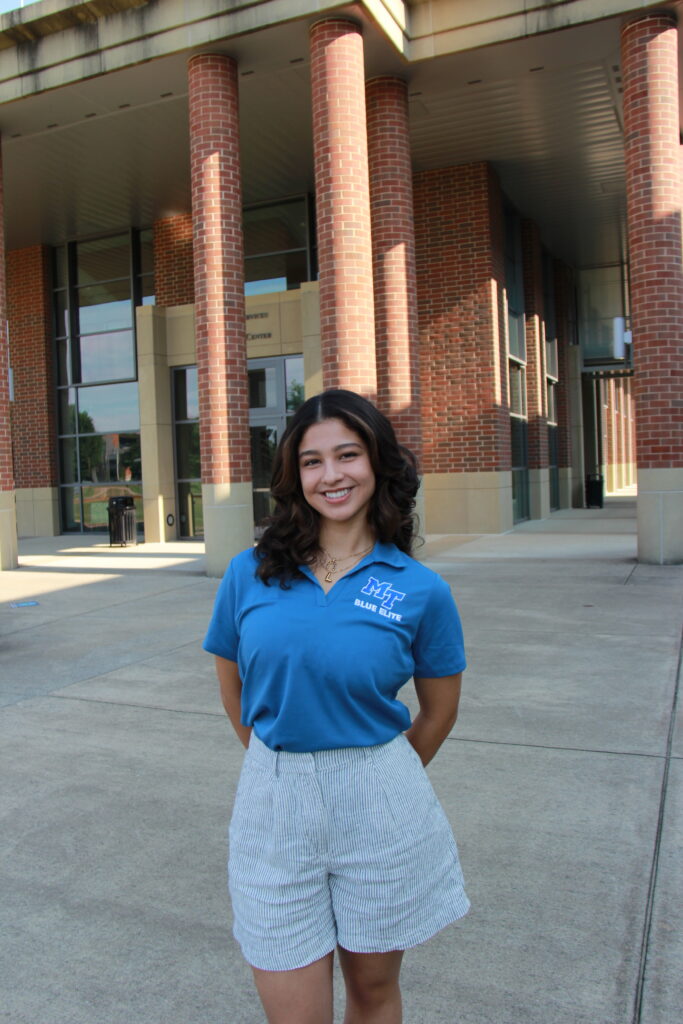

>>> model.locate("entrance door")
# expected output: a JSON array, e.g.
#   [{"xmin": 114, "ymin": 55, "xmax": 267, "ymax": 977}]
[{"xmin": 249, "ymin": 355, "xmax": 305, "ymax": 532}]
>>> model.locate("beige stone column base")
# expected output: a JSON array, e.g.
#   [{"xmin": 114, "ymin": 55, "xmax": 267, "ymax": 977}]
[
  {"xmin": 423, "ymin": 471, "xmax": 513, "ymax": 534},
  {"xmin": 15, "ymin": 487, "xmax": 59, "ymax": 537},
  {"xmin": 529, "ymin": 467, "xmax": 550, "ymax": 520},
  {"xmin": 203, "ymin": 482, "xmax": 254, "ymax": 577},
  {"xmin": 0, "ymin": 489, "xmax": 18, "ymax": 570},
  {"xmin": 637, "ymin": 468, "xmax": 683, "ymax": 564}
]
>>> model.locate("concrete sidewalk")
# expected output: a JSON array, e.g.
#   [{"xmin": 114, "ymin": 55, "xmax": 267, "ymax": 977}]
[{"xmin": 1, "ymin": 497, "xmax": 681, "ymax": 1024}]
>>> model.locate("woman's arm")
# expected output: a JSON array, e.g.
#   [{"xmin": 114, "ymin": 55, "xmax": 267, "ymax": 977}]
[
  {"xmin": 404, "ymin": 673, "xmax": 462, "ymax": 766},
  {"xmin": 215, "ymin": 656, "xmax": 251, "ymax": 749}
]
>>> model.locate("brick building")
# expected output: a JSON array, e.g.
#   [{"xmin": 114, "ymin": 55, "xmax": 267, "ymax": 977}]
[{"xmin": 0, "ymin": 0, "xmax": 679, "ymax": 573}]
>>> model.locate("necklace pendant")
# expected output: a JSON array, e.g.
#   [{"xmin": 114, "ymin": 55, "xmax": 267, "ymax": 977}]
[{"xmin": 324, "ymin": 570, "xmax": 335, "ymax": 583}]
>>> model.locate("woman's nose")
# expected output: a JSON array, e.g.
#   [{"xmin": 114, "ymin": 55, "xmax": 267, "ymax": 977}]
[{"xmin": 321, "ymin": 459, "xmax": 343, "ymax": 483}]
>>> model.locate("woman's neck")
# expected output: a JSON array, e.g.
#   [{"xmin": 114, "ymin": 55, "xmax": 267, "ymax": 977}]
[{"xmin": 318, "ymin": 524, "xmax": 375, "ymax": 560}]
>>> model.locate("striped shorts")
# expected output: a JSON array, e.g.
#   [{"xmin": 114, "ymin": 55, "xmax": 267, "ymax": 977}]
[{"xmin": 228, "ymin": 731, "xmax": 470, "ymax": 972}]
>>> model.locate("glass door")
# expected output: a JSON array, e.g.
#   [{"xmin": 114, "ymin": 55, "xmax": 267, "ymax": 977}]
[{"xmin": 249, "ymin": 356, "xmax": 305, "ymax": 534}]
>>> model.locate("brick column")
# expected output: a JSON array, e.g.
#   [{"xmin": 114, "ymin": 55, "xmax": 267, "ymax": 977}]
[
  {"xmin": 622, "ymin": 14, "xmax": 683, "ymax": 562},
  {"xmin": 0, "ymin": 140, "xmax": 17, "ymax": 568},
  {"xmin": 366, "ymin": 76, "xmax": 421, "ymax": 459},
  {"xmin": 310, "ymin": 19, "xmax": 376, "ymax": 396},
  {"xmin": 521, "ymin": 220, "xmax": 549, "ymax": 519},
  {"xmin": 8, "ymin": 245, "xmax": 58, "ymax": 538},
  {"xmin": 188, "ymin": 54, "xmax": 252, "ymax": 576}
]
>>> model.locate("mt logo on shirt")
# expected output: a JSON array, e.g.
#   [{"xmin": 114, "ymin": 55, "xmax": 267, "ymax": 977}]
[{"xmin": 355, "ymin": 577, "xmax": 406, "ymax": 622}]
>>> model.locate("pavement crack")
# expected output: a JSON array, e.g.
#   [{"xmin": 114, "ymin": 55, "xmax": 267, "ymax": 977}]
[{"xmin": 631, "ymin": 620, "xmax": 683, "ymax": 1024}]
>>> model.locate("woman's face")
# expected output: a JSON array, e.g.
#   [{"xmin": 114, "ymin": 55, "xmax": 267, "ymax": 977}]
[{"xmin": 297, "ymin": 417, "xmax": 376, "ymax": 528}]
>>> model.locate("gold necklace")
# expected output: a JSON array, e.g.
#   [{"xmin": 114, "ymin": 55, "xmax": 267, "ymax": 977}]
[{"xmin": 319, "ymin": 543, "xmax": 374, "ymax": 583}]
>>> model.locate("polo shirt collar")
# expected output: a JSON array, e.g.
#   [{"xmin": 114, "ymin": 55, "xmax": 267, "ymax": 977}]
[{"xmin": 366, "ymin": 541, "xmax": 409, "ymax": 569}]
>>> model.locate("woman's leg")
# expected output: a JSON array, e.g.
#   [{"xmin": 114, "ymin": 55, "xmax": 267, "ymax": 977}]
[
  {"xmin": 251, "ymin": 951, "xmax": 335, "ymax": 1024},
  {"xmin": 338, "ymin": 947, "xmax": 404, "ymax": 1024}
]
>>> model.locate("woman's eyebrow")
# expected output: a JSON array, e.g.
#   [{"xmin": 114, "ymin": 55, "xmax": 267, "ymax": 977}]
[{"xmin": 298, "ymin": 442, "xmax": 362, "ymax": 457}]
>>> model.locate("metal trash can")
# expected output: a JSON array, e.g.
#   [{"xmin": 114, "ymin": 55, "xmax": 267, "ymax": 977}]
[
  {"xmin": 585, "ymin": 474, "xmax": 604, "ymax": 509},
  {"xmin": 108, "ymin": 496, "xmax": 138, "ymax": 546}
]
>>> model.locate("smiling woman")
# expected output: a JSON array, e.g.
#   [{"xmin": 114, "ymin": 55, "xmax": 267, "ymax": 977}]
[{"xmin": 204, "ymin": 389, "xmax": 469, "ymax": 1024}]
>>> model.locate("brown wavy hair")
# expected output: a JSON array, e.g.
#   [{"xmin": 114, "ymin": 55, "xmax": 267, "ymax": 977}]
[{"xmin": 255, "ymin": 389, "xmax": 420, "ymax": 586}]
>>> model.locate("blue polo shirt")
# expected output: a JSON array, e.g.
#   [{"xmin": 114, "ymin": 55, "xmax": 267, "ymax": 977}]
[{"xmin": 203, "ymin": 541, "xmax": 466, "ymax": 752}]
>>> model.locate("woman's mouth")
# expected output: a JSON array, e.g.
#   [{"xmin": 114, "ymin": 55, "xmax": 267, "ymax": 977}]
[{"xmin": 323, "ymin": 488, "xmax": 351, "ymax": 501}]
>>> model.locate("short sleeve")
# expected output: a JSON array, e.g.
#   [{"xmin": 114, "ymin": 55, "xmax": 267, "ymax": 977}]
[
  {"xmin": 412, "ymin": 576, "xmax": 466, "ymax": 678},
  {"xmin": 203, "ymin": 560, "xmax": 240, "ymax": 661}
]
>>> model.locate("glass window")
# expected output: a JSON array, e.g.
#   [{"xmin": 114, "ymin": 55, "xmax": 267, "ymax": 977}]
[
  {"xmin": 82, "ymin": 484, "xmax": 142, "ymax": 531},
  {"xmin": 245, "ymin": 251, "xmax": 308, "ymax": 296},
  {"xmin": 59, "ymin": 438, "xmax": 78, "ymax": 484},
  {"xmin": 285, "ymin": 356, "xmax": 305, "ymax": 415},
  {"xmin": 77, "ymin": 234, "xmax": 130, "ymax": 286},
  {"xmin": 77, "ymin": 382, "xmax": 140, "ymax": 433},
  {"xmin": 509, "ymin": 362, "xmax": 526, "ymax": 417},
  {"xmin": 79, "ymin": 432, "xmax": 141, "ymax": 484},
  {"xmin": 175, "ymin": 422, "xmax": 201, "ymax": 481},
  {"xmin": 77, "ymin": 281, "xmax": 132, "ymax": 334},
  {"xmin": 249, "ymin": 366, "xmax": 278, "ymax": 410},
  {"xmin": 79, "ymin": 330, "xmax": 135, "ymax": 384},
  {"xmin": 177, "ymin": 481, "xmax": 203, "ymax": 538},
  {"xmin": 57, "ymin": 337, "xmax": 73, "ymax": 386},
  {"xmin": 58, "ymin": 388, "xmax": 77, "ymax": 434},
  {"xmin": 251, "ymin": 424, "xmax": 278, "ymax": 489},
  {"xmin": 54, "ymin": 291, "xmax": 68, "ymax": 338},
  {"xmin": 140, "ymin": 229, "xmax": 154, "ymax": 275},
  {"xmin": 243, "ymin": 200, "xmax": 308, "ymax": 258},
  {"xmin": 60, "ymin": 487, "xmax": 82, "ymax": 531},
  {"xmin": 174, "ymin": 367, "xmax": 199, "ymax": 422}
]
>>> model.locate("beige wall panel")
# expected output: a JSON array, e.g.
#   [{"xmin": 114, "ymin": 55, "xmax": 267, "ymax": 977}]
[
  {"xmin": 0, "ymin": 489, "xmax": 18, "ymax": 569},
  {"xmin": 423, "ymin": 471, "xmax": 513, "ymax": 534},
  {"xmin": 301, "ymin": 283, "xmax": 322, "ymax": 398},
  {"xmin": 15, "ymin": 487, "xmax": 60, "ymax": 538},
  {"xmin": 163, "ymin": 305, "xmax": 196, "ymax": 366}
]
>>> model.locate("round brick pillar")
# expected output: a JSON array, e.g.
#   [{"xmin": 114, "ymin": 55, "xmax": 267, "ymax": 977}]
[
  {"xmin": 0, "ymin": 138, "xmax": 18, "ymax": 569},
  {"xmin": 621, "ymin": 14, "xmax": 683, "ymax": 562},
  {"xmin": 188, "ymin": 54, "xmax": 253, "ymax": 575},
  {"xmin": 366, "ymin": 76, "xmax": 421, "ymax": 457},
  {"xmin": 310, "ymin": 19, "xmax": 377, "ymax": 397}
]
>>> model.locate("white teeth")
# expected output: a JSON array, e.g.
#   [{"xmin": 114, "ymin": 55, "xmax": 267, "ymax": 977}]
[{"xmin": 324, "ymin": 488, "xmax": 350, "ymax": 499}]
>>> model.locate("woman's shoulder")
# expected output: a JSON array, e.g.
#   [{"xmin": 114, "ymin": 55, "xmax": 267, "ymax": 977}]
[{"xmin": 225, "ymin": 545, "xmax": 261, "ymax": 580}]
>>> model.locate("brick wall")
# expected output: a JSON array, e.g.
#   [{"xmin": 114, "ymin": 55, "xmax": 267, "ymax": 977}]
[
  {"xmin": 7, "ymin": 246, "xmax": 56, "ymax": 489},
  {"xmin": 153, "ymin": 215, "xmax": 194, "ymax": 307},
  {"xmin": 414, "ymin": 162, "xmax": 510, "ymax": 475},
  {"xmin": 621, "ymin": 14, "xmax": 683, "ymax": 470}
]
